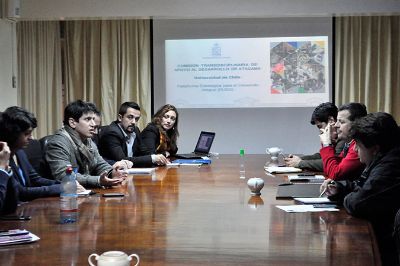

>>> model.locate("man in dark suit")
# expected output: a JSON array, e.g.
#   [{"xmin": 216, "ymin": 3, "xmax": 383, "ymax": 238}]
[
  {"xmin": 98, "ymin": 102, "xmax": 169, "ymax": 167},
  {"xmin": 0, "ymin": 106, "xmax": 66, "ymax": 201},
  {"xmin": 284, "ymin": 102, "xmax": 345, "ymax": 171}
]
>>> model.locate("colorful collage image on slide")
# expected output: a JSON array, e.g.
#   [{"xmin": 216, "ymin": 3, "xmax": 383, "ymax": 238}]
[{"xmin": 270, "ymin": 40, "xmax": 326, "ymax": 94}]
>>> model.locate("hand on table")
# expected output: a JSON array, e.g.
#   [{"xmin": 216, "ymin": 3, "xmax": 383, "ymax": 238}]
[
  {"xmin": 284, "ymin": 154, "xmax": 301, "ymax": 167},
  {"xmin": 99, "ymin": 170, "xmax": 126, "ymax": 187},
  {"xmin": 113, "ymin": 160, "xmax": 133, "ymax": 171},
  {"xmin": 153, "ymin": 154, "xmax": 170, "ymax": 166}
]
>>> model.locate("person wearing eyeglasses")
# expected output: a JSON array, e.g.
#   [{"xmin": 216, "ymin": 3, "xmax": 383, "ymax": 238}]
[
  {"xmin": 141, "ymin": 104, "xmax": 179, "ymax": 158},
  {"xmin": 98, "ymin": 102, "xmax": 169, "ymax": 167}
]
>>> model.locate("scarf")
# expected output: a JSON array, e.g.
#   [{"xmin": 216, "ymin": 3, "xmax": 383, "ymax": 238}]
[
  {"xmin": 62, "ymin": 125, "xmax": 95, "ymax": 164},
  {"xmin": 157, "ymin": 128, "xmax": 173, "ymax": 154}
]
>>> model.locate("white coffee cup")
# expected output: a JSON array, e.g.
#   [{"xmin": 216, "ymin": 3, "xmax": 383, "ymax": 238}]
[
  {"xmin": 88, "ymin": 251, "xmax": 139, "ymax": 266},
  {"xmin": 247, "ymin": 177, "xmax": 265, "ymax": 196},
  {"xmin": 266, "ymin": 147, "xmax": 283, "ymax": 160}
]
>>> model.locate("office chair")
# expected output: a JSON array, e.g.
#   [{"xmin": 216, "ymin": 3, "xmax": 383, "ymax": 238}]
[
  {"xmin": 23, "ymin": 139, "xmax": 43, "ymax": 174},
  {"xmin": 23, "ymin": 136, "xmax": 53, "ymax": 179}
]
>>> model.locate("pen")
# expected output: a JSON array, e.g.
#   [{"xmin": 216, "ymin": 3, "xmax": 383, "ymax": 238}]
[
  {"xmin": 319, "ymin": 187, "xmax": 327, "ymax": 198},
  {"xmin": 319, "ymin": 180, "xmax": 335, "ymax": 197},
  {"xmin": 0, "ymin": 215, "xmax": 31, "ymax": 221}
]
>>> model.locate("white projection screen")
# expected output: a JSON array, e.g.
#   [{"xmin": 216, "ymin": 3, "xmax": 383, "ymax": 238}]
[
  {"xmin": 153, "ymin": 18, "xmax": 333, "ymax": 154},
  {"xmin": 166, "ymin": 36, "xmax": 329, "ymax": 108}
]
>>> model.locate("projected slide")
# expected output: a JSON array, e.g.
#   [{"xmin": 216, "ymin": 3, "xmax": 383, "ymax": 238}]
[{"xmin": 165, "ymin": 36, "xmax": 329, "ymax": 108}]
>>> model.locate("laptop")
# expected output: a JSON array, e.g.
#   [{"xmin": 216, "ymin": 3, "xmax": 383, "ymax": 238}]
[{"xmin": 175, "ymin": 131, "xmax": 216, "ymax": 159}]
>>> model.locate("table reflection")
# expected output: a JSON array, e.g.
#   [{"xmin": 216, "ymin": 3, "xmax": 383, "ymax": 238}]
[{"xmin": 0, "ymin": 156, "xmax": 378, "ymax": 265}]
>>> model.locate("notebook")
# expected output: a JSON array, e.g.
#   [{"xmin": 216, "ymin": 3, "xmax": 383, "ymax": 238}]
[
  {"xmin": 276, "ymin": 183, "xmax": 322, "ymax": 199},
  {"xmin": 175, "ymin": 131, "xmax": 215, "ymax": 159},
  {"xmin": 265, "ymin": 166, "xmax": 302, "ymax": 174},
  {"xmin": 287, "ymin": 174, "xmax": 325, "ymax": 183}
]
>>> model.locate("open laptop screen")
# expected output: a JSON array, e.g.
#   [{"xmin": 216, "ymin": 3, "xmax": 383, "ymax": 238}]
[{"xmin": 194, "ymin": 131, "xmax": 215, "ymax": 154}]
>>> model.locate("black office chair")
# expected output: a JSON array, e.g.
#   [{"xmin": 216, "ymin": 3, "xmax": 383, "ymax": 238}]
[
  {"xmin": 394, "ymin": 208, "xmax": 400, "ymax": 263},
  {"xmin": 38, "ymin": 135, "xmax": 54, "ymax": 179},
  {"xmin": 23, "ymin": 139, "xmax": 43, "ymax": 174},
  {"xmin": 23, "ymin": 136, "xmax": 53, "ymax": 179}
]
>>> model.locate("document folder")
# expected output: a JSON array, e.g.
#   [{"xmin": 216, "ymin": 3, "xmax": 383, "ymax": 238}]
[{"xmin": 276, "ymin": 183, "xmax": 321, "ymax": 199}]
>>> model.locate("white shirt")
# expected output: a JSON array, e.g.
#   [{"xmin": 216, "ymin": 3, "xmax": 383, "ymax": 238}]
[{"xmin": 117, "ymin": 124, "xmax": 136, "ymax": 157}]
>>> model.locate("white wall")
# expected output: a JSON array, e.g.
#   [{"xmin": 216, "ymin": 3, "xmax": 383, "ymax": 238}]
[
  {"xmin": 153, "ymin": 17, "xmax": 331, "ymax": 155},
  {"xmin": 20, "ymin": 0, "xmax": 400, "ymax": 20},
  {"xmin": 0, "ymin": 19, "xmax": 17, "ymax": 110}
]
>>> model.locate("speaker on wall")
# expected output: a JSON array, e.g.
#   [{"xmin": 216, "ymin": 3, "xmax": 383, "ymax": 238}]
[{"xmin": 5, "ymin": 0, "xmax": 20, "ymax": 19}]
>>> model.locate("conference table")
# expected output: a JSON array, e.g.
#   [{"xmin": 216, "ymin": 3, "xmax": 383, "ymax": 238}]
[{"xmin": 0, "ymin": 155, "xmax": 380, "ymax": 265}]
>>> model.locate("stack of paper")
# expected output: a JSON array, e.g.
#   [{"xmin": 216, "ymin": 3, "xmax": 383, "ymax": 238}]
[
  {"xmin": 0, "ymin": 230, "xmax": 40, "ymax": 246},
  {"xmin": 294, "ymin": 197, "xmax": 333, "ymax": 204},
  {"xmin": 265, "ymin": 166, "xmax": 302, "ymax": 173},
  {"xmin": 276, "ymin": 205, "xmax": 339, "ymax": 213},
  {"xmin": 78, "ymin": 189, "xmax": 92, "ymax": 196}
]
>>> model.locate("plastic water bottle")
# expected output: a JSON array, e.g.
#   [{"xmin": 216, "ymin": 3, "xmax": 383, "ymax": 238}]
[
  {"xmin": 239, "ymin": 148, "xmax": 246, "ymax": 179},
  {"xmin": 60, "ymin": 165, "xmax": 78, "ymax": 224}
]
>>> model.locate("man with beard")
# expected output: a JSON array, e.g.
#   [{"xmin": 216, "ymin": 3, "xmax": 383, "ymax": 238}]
[
  {"xmin": 98, "ymin": 102, "xmax": 169, "ymax": 167},
  {"xmin": 319, "ymin": 102, "xmax": 367, "ymax": 180}
]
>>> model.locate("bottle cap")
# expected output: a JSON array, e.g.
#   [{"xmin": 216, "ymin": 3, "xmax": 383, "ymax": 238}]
[
  {"xmin": 65, "ymin": 166, "xmax": 73, "ymax": 174},
  {"xmin": 240, "ymin": 149, "xmax": 245, "ymax": 156}
]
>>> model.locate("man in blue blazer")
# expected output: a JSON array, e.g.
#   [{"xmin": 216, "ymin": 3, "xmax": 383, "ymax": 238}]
[{"xmin": 0, "ymin": 106, "xmax": 64, "ymax": 202}]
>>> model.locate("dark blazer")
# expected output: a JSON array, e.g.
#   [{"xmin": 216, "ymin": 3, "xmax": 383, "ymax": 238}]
[
  {"xmin": 0, "ymin": 170, "xmax": 18, "ymax": 215},
  {"xmin": 10, "ymin": 149, "xmax": 62, "ymax": 201},
  {"xmin": 141, "ymin": 122, "xmax": 178, "ymax": 155},
  {"xmin": 330, "ymin": 146, "xmax": 400, "ymax": 266},
  {"xmin": 98, "ymin": 121, "xmax": 153, "ymax": 167}
]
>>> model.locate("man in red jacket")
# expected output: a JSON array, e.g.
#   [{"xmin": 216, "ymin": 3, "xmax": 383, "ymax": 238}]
[{"xmin": 319, "ymin": 102, "xmax": 367, "ymax": 180}]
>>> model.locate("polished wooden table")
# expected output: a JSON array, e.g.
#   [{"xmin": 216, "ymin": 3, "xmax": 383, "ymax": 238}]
[{"xmin": 0, "ymin": 155, "xmax": 380, "ymax": 265}]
